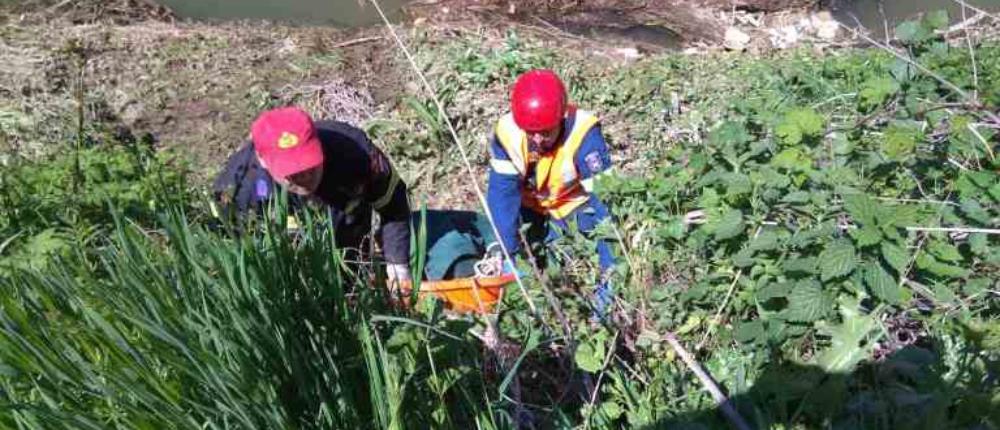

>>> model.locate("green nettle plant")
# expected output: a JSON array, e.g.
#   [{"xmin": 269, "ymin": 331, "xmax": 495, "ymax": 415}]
[{"xmin": 595, "ymin": 11, "xmax": 998, "ymax": 429}]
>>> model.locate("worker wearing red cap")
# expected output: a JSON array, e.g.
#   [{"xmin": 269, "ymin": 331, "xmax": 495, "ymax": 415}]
[
  {"xmin": 487, "ymin": 69, "xmax": 616, "ymax": 318},
  {"xmin": 212, "ymin": 107, "xmax": 412, "ymax": 289}
]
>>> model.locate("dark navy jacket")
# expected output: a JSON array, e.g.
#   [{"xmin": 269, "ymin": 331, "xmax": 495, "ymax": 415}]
[{"xmin": 212, "ymin": 120, "xmax": 410, "ymax": 264}]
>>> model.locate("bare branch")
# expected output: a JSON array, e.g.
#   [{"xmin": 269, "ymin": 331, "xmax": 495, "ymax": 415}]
[
  {"xmin": 838, "ymin": 22, "xmax": 972, "ymax": 102},
  {"xmin": 697, "ymin": 269, "xmax": 743, "ymax": 351},
  {"xmin": 585, "ymin": 331, "xmax": 621, "ymax": 419},
  {"xmin": 958, "ymin": 2, "xmax": 980, "ymax": 102},
  {"xmin": 663, "ymin": 332, "xmax": 753, "ymax": 430},
  {"xmin": 906, "ymin": 226, "xmax": 1000, "ymax": 235}
]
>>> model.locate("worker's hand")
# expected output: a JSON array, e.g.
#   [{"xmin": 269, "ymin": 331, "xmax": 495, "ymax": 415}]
[
  {"xmin": 385, "ymin": 263, "xmax": 413, "ymax": 309},
  {"xmin": 386, "ymin": 263, "xmax": 412, "ymax": 282}
]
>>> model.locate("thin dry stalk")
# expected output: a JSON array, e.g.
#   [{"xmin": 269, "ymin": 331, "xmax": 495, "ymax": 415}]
[
  {"xmin": 697, "ymin": 269, "xmax": 743, "ymax": 351},
  {"xmin": 331, "ymin": 36, "xmax": 384, "ymax": 49},
  {"xmin": 958, "ymin": 1, "xmax": 980, "ymax": 102},
  {"xmin": 520, "ymin": 233, "xmax": 574, "ymax": 342},
  {"xmin": 584, "ymin": 330, "xmax": 620, "ymax": 428},
  {"xmin": 905, "ymin": 226, "xmax": 1000, "ymax": 235},
  {"xmin": 663, "ymin": 332, "xmax": 753, "ymax": 430},
  {"xmin": 951, "ymin": 0, "xmax": 1000, "ymax": 23}
]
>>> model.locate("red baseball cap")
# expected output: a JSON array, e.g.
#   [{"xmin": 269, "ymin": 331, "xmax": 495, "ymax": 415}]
[{"xmin": 250, "ymin": 107, "xmax": 324, "ymax": 179}]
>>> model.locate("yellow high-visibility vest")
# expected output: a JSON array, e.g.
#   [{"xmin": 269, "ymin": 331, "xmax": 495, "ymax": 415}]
[{"xmin": 493, "ymin": 109, "xmax": 599, "ymax": 219}]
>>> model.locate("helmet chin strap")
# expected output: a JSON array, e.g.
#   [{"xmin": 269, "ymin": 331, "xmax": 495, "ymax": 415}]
[
  {"xmin": 536, "ymin": 107, "xmax": 576, "ymax": 154},
  {"xmin": 539, "ymin": 130, "xmax": 564, "ymax": 154}
]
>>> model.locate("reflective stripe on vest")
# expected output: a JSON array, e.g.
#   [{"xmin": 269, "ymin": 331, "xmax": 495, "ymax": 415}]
[
  {"xmin": 371, "ymin": 168, "xmax": 400, "ymax": 210},
  {"xmin": 494, "ymin": 110, "xmax": 600, "ymax": 219}
]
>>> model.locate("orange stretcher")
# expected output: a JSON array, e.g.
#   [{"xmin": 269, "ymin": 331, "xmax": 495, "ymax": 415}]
[{"xmin": 412, "ymin": 274, "xmax": 514, "ymax": 314}]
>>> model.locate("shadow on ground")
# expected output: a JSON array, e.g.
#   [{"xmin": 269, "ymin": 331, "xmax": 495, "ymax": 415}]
[{"xmin": 641, "ymin": 330, "xmax": 1000, "ymax": 430}]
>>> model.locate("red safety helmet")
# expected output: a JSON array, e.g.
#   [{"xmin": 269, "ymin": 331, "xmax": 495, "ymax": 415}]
[{"xmin": 511, "ymin": 69, "xmax": 567, "ymax": 132}]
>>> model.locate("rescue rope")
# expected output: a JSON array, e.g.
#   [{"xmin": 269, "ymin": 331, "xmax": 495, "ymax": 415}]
[
  {"xmin": 367, "ymin": 0, "xmax": 540, "ymax": 317},
  {"xmin": 474, "ymin": 242, "xmax": 505, "ymax": 278}
]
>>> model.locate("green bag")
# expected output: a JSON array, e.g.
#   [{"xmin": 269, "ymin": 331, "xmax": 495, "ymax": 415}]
[{"xmin": 411, "ymin": 210, "xmax": 497, "ymax": 280}]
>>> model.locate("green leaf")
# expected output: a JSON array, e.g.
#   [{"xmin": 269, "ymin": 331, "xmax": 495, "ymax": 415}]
[
  {"xmin": 843, "ymin": 194, "xmax": 879, "ymax": 225},
  {"xmin": 932, "ymin": 282, "xmax": 959, "ymax": 304},
  {"xmin": 386, "ymin": 328, "xmax": 419, "ymax": 351},
  {"xmin": 928, "ymin": 240, "xmax": 963, "ymax": 262},
  {"xmin": 735, "ymin": 320, "xmax": 765, "ymax": 343},
  {"xmin": 960, "ymin": 198, "xmax": 992, "ymax": 225},
  {"xmin": 788, "ymin": 223, "xmax": 838, "ymax": 249},
  {"xmin": 677, "ymin": 315, "xmax": 703, "ymax": 335},
  {"xmin": 772, "ymin": 148, "xmax": 813, "ymax": 171},
  {"xmin": 895, "ymin": 20, "xmax": 931, "ymax": 44},
  {"xmin": 923, "ymin": 10, "xmax": 949, "ymax": 31},
  {"xmin": 698, "ymin": 188, "xmax": 721, "ymax": 209},
  {"xmin": 753, "ymin": 166, "xmax": 792, "ymax": 189},
  {"xmin": 758, "ymin": 281, "xmax": 793, "ymax": 301},
  {"xmin": 713, "ymin": 209, "xmax": 745, "ymax": 241},
  {"xmin": 969, "ymin": 172, "xmax": 1000, "ymax": 188},
  {"xmin": 776, "ymin": 122, "xmax": 803, "ymax": 146},
  {"xmin": 956, "ymin": 171, "xmax": 995, "ymax": 198},
  {"xmin": 814, "ymin": 296, "xmax": 880, "ymax": 373},
  {"xmin": 890, "ymin": 59, "xmax": 916, "ymax": 82},
  {"xmin": 574, "ymin": 341, "xmax": 605, "ymax": 373},
  {"xmin": 599, "ymin": 401, "xmax": 624, "ymax": 420},
  {"xmin": 776, "ymin": 108, "xmax": 825, "ymax": 146},
  {"xmin": 635, "ymin": 330, "xmax": 659, "ymax": 349},
  {"xmin": 781, "ymin": 191, "xmax": 811, "ymax": 204},
  {"xmin": 882, "ymin": 204, "xmax": 920, "ymax": 228},
  {"xmin": 947, "ymin": 115, "xmax": 993, "ymax": 159},
  {"xmin": 662, "ymin": 219, "xmax": 687, "ymax": 240},
  {"xmin": 916, "ymin": 254, "xmax": 970, "ymax": 279},
  {"xmin": 881, "ymin": 242, "xmax": 910, "ymax": 273},
  {"xmin": 969, "ymin": 233, "xmax": 988, "ymax": 256},
  {"xmin": 850, "ymin": 226, "xmax": 882, "ymax": 247},
  {"xmin": 709, "ymin": 121, "xmax": 751, "ymax": 148},
  {"xmin": 749, "ymin": 230, "xmax": 780, "ymax": 252},
  {"xmin": 831, "ymin": 133, "xmax": 855, "ymax": 155},
  {"xmin": 788, "ymin": 108, "xmax": 825, "ymax": 136},
  {"xmin": 783, "ymin": 257, "xmax": 818, "ymax": 274},
  {"xmin": 723, "ymin": 172, "xmax": 752, "ymax": 197},
  {"xmin": 732, "ymin": 248, "xmax": 756, "ymax": 268},
  {"xmin": 882, "ymin": 122, "xmax": 922, "ymax": 161},
  {"xmin": 863, "ymin": 262, "xmax": 902, "ymax": 305},
  {"xmin": 820, "ymin": 241, "xmax": 858, "ymax": 281},
  {"xmin": 963, "ymin": 278, "xmax": 991, "ymax": 296},
  {"xmin": 858, "ymin": 77, "xmax": 900, "ymax": 111},
  {"xmin": 783, "ymin": 280, "xmax": 832, "ymax": 322}
]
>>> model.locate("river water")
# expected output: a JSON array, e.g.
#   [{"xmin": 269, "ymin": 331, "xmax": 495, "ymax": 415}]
[
  {"xmin": 831, "ymin": 0, "xmax": 1000, "ymax": 31},
  {"xmin": 155, "ymin": 0, "xmax": 409, "ymax": 26},
  {"xmin": 156, "ymin": 0, "xmax": 1000, "ymax": 29}
]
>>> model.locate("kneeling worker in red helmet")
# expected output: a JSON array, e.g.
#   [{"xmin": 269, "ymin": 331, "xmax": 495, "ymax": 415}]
[{"xmin": 486, "ymin": 69, "xmax": 616, "ymax": 319}]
